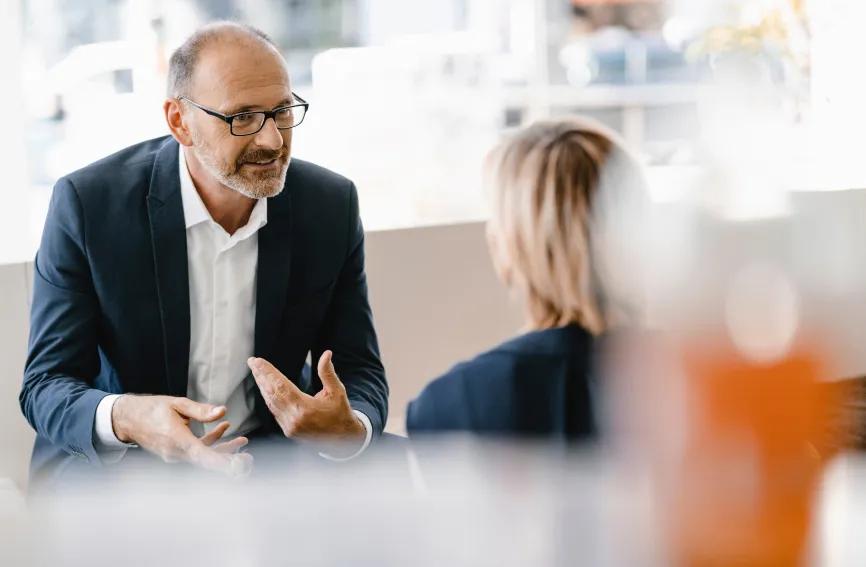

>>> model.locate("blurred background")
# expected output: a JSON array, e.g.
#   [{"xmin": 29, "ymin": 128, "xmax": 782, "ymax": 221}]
[
  {"xmin": 12, "ymin": 0, "xmax": 690, "ymax": 234},
  {"xmin": 8, "ymin": 0, "xmax": 816, "ymax": 239}
]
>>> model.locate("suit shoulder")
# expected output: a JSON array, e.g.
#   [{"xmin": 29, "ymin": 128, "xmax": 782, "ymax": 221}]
[
  {"xmin": 281, "ymin": 159, "xmax": 358, "ymax": 226},
  {"xmin": 60, "ymin": 136, "xmax": 171, "ymax": 197},
  {"xmin": 286, "ymin": 159, "xmax": 353, "ymax": 191}
]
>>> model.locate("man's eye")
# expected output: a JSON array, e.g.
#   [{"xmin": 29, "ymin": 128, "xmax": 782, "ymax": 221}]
[{"xmin": 235, "ymin": 114, "xmax": 255, "ymax": 123}]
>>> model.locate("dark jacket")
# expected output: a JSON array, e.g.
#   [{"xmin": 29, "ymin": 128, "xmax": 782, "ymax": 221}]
[
  {"xmin": 21, "ymin": 136, "xmax": 388, "ymax": 484},
  {"xmin": 406, "ymin": 324, "xmax": 598, "ymax": 440}
]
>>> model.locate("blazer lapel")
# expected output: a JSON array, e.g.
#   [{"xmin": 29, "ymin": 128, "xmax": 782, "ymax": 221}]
[
  {"xmin": 146, "ymin": 138, "xmax": 191, "ymax": 398},
  {"xmin": 254, "ymin": 190, "xmax": 293, "ymax": 359}
]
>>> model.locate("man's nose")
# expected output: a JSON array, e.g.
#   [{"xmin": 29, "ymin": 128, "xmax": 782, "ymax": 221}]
[{"xmin": 253, "ymin": 117, "xmax": 283, "ymax": 150}]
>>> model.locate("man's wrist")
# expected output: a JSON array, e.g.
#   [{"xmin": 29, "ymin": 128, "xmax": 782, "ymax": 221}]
[
  {"xmin": 353, "ymin": 410, "xmax": 373, "ymax": 448},
  {"xmin": 344, "ymin": 411, "xmax": 367, "ymax": 438},
  {"xmin": 94, "ymin": 394, "xmax": 133, "ymax": 450},
  {"xmin": 320, "ymin": 410, "xmax": 373, "ymax": 462},
  {"xmin": 111, "ymin": 395, "xmax": 134, "ymax": 444}
]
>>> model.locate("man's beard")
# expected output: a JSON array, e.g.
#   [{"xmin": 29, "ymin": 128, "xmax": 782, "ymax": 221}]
[{"xmin": 190, "ymin": 129, "xmax": 290, "ymax": 199}]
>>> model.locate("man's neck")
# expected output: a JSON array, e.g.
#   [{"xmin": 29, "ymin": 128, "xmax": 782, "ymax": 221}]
[{"xmin": 184, "ymin": 149, "xmax": 256, "ymax": 235}]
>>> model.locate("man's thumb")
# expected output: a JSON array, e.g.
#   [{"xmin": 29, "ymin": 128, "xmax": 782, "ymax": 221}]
[
  {"xmin": 174, "ymin": 398, "xmax": 226, "ymax": 422},
  {"xmin": 317, "ymin": 350, "xmax": 344, "ymax": 393}
]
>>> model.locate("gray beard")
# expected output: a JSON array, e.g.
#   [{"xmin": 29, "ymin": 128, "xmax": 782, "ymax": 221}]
[{"xmin": 197, "ymin": 150, "xmax": 290, "ymax": 200}]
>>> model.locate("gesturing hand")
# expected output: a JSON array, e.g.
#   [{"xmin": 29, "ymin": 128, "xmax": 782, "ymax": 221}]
[
  {"xmin": 247, "ymin": 351, "xmax": 366, "ymax": 455},
  {"xmin": 112, "ymin": 395, "xmax": 252, "ymax": 477},
  {"xmin": 199, "ymin": 421, "xmax": 250, "ymax": 455}
]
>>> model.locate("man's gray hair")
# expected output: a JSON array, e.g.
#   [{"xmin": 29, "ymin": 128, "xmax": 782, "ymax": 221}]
[{"xmin": 166, "ymin": 21, "xmax": 277, "ymax": 98}]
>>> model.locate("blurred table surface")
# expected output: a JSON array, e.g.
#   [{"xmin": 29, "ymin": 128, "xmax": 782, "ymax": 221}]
[{"xmin": 0, "ymin": 444, "xmax": 865, "ymax": 567}]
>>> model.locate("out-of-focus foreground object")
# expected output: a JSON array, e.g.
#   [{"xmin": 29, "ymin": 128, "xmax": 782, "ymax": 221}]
[{"xmin": 671, "ymin": 338, "xmax": 829, "ymax": 566}]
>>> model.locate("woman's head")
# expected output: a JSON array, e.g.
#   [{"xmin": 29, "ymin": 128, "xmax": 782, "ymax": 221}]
[{"xmin": 484, "ymin": 117, "xmax": 650, "ymax": 335}]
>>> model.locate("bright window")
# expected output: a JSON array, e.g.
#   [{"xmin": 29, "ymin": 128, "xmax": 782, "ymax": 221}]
[{"xmin": 11, "ymin": 0, "xmax": 830, "ymax": 258}]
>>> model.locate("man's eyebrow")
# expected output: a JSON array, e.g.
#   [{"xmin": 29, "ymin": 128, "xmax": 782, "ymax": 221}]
[{"xmin": 225, "ymin": 98, "xmax": 296, "ymax": 115}]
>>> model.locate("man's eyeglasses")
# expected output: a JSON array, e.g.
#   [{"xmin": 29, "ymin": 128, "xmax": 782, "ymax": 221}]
[{"xmin": 178, "ymin": 93, "xmax": 309, "ymax": 136}]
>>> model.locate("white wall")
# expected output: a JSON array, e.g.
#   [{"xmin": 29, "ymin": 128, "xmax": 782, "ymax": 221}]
[
  {"xmin": 365, "ymin": 222, "xmax": 524, "ymax": 433},
  {"xmin": 0, "ymin": 263, "xmax": 34, "ymax": 491}
]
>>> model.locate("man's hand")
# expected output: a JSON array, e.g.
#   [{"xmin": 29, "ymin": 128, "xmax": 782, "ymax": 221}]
[
  {"xmin": 247, "ymin": 351, "xmax": 366, "ymax": 456},
  {"xmin": 112, "ymin": 395, "xmax": 252, "ymax": 476},
  {"xmin": 199, "ymin": 421, "xmax": 249, "ymax": 454}
]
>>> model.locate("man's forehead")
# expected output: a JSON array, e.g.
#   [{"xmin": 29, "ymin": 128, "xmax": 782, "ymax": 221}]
[
  {"xmin": 191, "ymin": 44, "xmax": 292, "ymax": 110},
  {"xmin": 195, "ymin": 41, "xmax": 289, "ymax": 83}
]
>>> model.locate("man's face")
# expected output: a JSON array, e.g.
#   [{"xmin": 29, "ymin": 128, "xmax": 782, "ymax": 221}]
[{"xmin": 185, "ymin": 41, "xmax": 294, "ymax": 199}]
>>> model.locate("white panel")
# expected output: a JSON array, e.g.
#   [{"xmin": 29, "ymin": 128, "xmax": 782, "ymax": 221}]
[
  {"xmin": 24, "ymin": 262, "xmax": 33, "ymax": 310},
  {"xmin": 0, "ymin": 263, "xmax": 35, "ymax": 492}
]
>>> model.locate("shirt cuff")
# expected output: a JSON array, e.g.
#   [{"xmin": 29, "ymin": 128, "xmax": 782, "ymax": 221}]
[
  {"xmin": 93, "ymin": 394, "xmax": 135, "ymax": 463},
  {"xmin": 319, "ymin": 410, "xmax": 373, "ymax": 462}
]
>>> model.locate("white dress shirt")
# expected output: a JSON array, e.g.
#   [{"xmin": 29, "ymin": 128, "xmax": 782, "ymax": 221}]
[{"xmin": 93, "ymin": 146, "xmax": 371, "ymax": 460}]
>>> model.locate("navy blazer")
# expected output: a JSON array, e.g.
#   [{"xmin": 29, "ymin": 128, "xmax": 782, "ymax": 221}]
[
  {"xmin": 406, "ymin": 324, "xmax": 598, "ymax": 440},
  {"xmin": 20, "ymin": 136, "xmax": 388, "ymax": 483}
]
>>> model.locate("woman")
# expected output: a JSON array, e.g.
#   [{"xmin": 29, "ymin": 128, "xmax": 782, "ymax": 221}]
[{"xmin": 406, "ymin": 117, "xmax": 649, "ymax": 440}]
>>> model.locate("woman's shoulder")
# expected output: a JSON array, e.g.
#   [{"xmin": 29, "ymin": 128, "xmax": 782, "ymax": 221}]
[
  {"xmin": 493, "ymin": 323, "xmax": 594, "ymax": 357},
  {"xmin": 406, "ymin": 325, "xmax": 596, "ymax": 432},
  {"xmin": 433, "ymin": 324, "xmax": 595, "ymax": 387}
]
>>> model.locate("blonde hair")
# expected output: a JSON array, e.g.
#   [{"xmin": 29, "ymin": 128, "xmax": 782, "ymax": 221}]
[{"xmin": 485, "ymin": 117, "xmax": 649, "ymax": 335}]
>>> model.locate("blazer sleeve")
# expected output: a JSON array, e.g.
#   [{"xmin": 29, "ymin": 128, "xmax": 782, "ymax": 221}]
[
  {"xmin": 19, "ymin": 177, "xmax": 109, "ymax": 465},
  {"xmin": 311, "ymin": 181, "xmax": 389, "ymax": 436}
]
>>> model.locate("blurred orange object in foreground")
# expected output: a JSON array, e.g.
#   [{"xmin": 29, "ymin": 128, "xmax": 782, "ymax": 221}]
[{"xmin": 664, "ymin": 338, "xmax": 831, "ymax": 567}]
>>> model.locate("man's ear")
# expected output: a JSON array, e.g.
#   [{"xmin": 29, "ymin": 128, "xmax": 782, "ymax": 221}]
[{"xmin": 164, "ymin": 98, "xmax": 193, "ymax": 146}]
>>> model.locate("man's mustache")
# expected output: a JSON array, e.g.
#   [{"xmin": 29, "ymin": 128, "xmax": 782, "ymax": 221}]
[{"xmin": 238, "ymin": 148, "xmax": 287, "ymax": 165}]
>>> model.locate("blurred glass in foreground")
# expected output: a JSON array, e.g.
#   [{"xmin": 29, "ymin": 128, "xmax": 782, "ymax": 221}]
[
  {"xmin": 592, "ymin": 1, "xmax": 862, "ymax": 565},
  {"xmin": 3, "ymin": 441, "xmax": 866, "ymax": 566}
]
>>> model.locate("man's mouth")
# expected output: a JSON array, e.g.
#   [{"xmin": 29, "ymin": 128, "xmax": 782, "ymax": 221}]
[{"xmin": 242, "ymin": 157, "xmax": 281, "ymax": 168}]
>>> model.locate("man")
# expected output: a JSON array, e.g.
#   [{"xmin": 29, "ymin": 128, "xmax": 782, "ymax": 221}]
[{"xmin": 20, "ymin": 22, "xmax": 388, "ymax": 486}]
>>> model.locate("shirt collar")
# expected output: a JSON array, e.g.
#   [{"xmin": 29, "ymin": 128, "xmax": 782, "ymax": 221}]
[{"xmin": 178, "ymin": 145, "xmax": 268, "ymax": 233}]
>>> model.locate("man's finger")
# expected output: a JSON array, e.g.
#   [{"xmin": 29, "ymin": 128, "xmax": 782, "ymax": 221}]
[
  {"xmin": 194, "ymin": 448, "xmax": 234, "ymax": 475},
  {"xmin": 214, "ymin": 437, "xmax": 248, "ymax": 454},
  {"xmin": 173, "ymin": 398, "xmax": 226, "ymax": 423},
  {"xmin": 317, "ymin": 350, "xmax": 345, "ymax": 394},
  {"xmin": 247, "ymin": 357, "xmax": 304, "ymax": 401},
  {"xmin": 200, "ymin": 422, "xmax": 230, "ymax": 446},
  {"xmin": 180, "ymin": 433, "xmax": 233, "ymax": 475}
]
